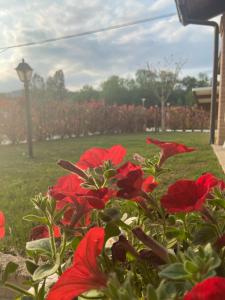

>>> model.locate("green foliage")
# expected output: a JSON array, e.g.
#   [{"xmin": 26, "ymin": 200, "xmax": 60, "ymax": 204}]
[{"xmin": 2, "ymin": 262, "xmax": 19, "ymax": 283}]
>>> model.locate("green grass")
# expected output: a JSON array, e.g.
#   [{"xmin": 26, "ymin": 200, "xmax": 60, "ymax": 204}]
[{"xmin": 0, "ymin": 132, "xmax": 224, "ymax": 253}]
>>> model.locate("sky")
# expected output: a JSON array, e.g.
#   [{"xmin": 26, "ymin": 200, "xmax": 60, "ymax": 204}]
[{"xmin": 0, "ymin": 0, "xmax": 220, "ymax": 92}]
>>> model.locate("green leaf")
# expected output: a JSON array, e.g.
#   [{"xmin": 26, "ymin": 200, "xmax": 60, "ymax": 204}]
[
  {"xmin": 105, "ymin": 223, "xmax": 121, "ymax": 242},
  {"xmin": 210, "ymin": 199, "xmax": 225, "ymax": 209},
  {"xmin": 184, "ymin": 261, "xmax": 199, "ymax": 274},
  {"xmin": 32, "ymin": 254, "xmax": 60, "ymax": 281},
  {"xmin": 38, "ymin": 279, "xmax": 46, "ymax": 300},
  {"xmin": 23, "ymin": 214, "xmax": 48, "ymax": 224},
  {"xmin": 146, "ymin": 284, "xmax": 158, "ymax": 300},
  {"xmin": 54, "ymin": 204, "xmax": 70, "ymax": 222},
  {"xmin": 193, "ymin": 225, "xmax": 217, "ymax": 245},
  {"xmin": 166, "ymin": 227, "xmax": 185, "ymax": 241},
  {"xmin": 159, "ymin": 263, "xmax": 190, "ymax": 280},
  {"xmin": 70, "ymin": 237, "xmax": 82, "ymax": 251},
  {"xmin": 25, "ymin": 260, "xmax": 38, "ymax": 275},
  {"xmin": 157, "ymin": 281, "xmax": 178, "ymax": 300},
  {"xmin": 2, "ymin": 261, "xmax": 19, "ymax": 283},
  {"xmin": 100, "ymin": 208, "xmax": 121, "ymax": 223},
  {"xmin": 26, "ymin": 238, "xmax": 52, "ymax": 255}
]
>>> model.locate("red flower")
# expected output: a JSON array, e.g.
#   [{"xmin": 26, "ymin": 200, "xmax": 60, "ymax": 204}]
[
  {"xmin": 0, "ymin": 211, "xmax": 5, "ymax": 239},
  {"xmin": 117, "ymin": 162, "xmax": 157, "ymax": 199},
  {"xmin": 76, "ymin": 145, "xmax": 126, "ymax": 170},
  {"xmin": 84, "ymin": 188, "xmax": 115, "ymax": 209},
  {"xmin": 30, "ymin": 225, "xmax": 61, "ymax": 240},
  {"xmin": 184, "ymin": 277, "xmax": 225, "ymax": 300},
  {"xmin": 161, "ymin": 175, "xmax": 210, "ymax": 213},
  {"xmin": 49, "ymin": 174, "xmax": 86, "ymax": 201},
  {"xmin": 47, "ymin": 227, "xmax": 107, "ymax": 300},
  {"xmin": 49, "ymin": 174, "xmax": 92, "ymax": 226},
  {"xmin": 146, "ymin": 137, "xmax": 195, "ymax": 167},
  {"xmin": 197, "ymin": 172, "xmax": 225, "ymax": 191}
]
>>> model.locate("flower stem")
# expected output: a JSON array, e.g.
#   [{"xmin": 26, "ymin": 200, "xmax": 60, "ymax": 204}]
[
  {"xmin": 4, "ymin": 281, "xmax": 34, "ymax": 297},
  {"xmin": 48, "ymin": 224, "xmax": 57, "ymax": 259}
]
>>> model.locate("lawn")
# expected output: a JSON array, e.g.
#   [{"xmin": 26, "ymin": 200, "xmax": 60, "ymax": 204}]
[{"xmin": 0, "ymin": 132, "xmax": 224, "ymax": 253}]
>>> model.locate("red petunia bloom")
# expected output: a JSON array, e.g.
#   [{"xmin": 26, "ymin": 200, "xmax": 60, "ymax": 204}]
[
  {"xmin": 184, "ymin": 277, "xmax": 225, "ymax": 300},
  {"xmin": 49, "ymin": 174, "xmax": 92, "ymax": 226},
  {"xmin": 76, "ymin": 145, "xmax": 126, "ymax": 170},
  {"xmin": 161, "ymin": 175, "xmax": 211, "ymax": 213},
  {"xmin": 51, "ymin": 173, "xmax": 113, "ymax": 208},
  {"xmin": 49, "ymin": 174, "xmax": 86, "ymax": 201},
  {"xmin": 196, "ymin": 172, "xmax": 225, "ymax": 191},
  {"xmin": 30, "ymin": 225, "xmax": 61, "ymax": 240},
  {"xmin": 117, "ymin": 162, "xmax": 157, "ymax": 199},
  {"xmin": 47, "ymin": 227, "xmax": 107, "ymax": 300},
  {"xmin": 0, "ymin": 211, "xmax": 5, "ymax": 239},
  {"xmin": 84, "ymin": 188, "xmax": 115, "ymax": 209},
  {"xmin": 146, "ymin": 137, "xmax": 195, "ymax": 167}
]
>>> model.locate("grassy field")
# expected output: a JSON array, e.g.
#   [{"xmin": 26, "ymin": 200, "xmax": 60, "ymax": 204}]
[{"xmin": 0, "ymin": 132, "xmax": 224, "ymax": 253}]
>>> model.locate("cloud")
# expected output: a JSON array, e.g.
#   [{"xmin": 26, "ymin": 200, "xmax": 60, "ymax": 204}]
[{"xmin": 0, "ymin": 0, "xmax": 220, "ymax": 92}]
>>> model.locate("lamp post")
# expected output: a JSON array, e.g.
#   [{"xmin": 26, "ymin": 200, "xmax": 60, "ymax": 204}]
[{"xmin": 15, "ymin": 59, "xmax": 33, "ymax": 158}]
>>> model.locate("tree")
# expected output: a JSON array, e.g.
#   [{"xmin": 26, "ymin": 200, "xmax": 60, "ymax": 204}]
[
  {"xmin": 101, "ymin": 76, "xmax": 127, "ymax": 105},
  {"xmin": 146, "ymin": 59, "xmax": 184, "ymax": 131},
  {"xmin": 31, "ymin": 73, "xmax": 45, "ymax": 101},
  {"xmin": 46, "ymin": 70, "xmax": 66, "ymax": 101}
]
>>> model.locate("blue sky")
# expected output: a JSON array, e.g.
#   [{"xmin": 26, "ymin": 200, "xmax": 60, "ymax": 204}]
[{"xmin": 0, "ymin": 0, "xmax": 220, "ymax": 92}]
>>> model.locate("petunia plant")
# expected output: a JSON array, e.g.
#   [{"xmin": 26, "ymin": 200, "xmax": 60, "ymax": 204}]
[{"xmin": 3, "ymin": 138, "xmax": 225, "ymax": 299}]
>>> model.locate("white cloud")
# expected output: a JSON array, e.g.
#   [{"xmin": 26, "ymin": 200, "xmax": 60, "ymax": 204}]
[{"xmin": 0, "ymin": 0, "xmax": 219, "ymax": 92}]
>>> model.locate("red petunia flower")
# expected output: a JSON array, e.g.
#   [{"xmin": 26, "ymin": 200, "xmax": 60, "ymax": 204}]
[
  {"xmin": 0, "ymin": 211, "xmax": 5, "ymax": 239},
  {"xmin": 117, "ymin": 162, "xmax": 157, "ymax": 199},
  {"xmin": 161, "ymin": 175, "xmax": 210, "ymax": 213},
  {"xmin": 76, "ymin": 145, "xmax": 126, "ymax": 170},
  {"xmin": 146, "ymin": 137, "xmax": 195, "ymax": 167},
  {"xmin": 84, "ymin": 188, "xmax": 115, "ymax": 209},
  {"xmin": 30, "ymin": 225, "xmax": 61, "ymax": 240},
  {"xmin": 47, "ymin": 227, "xmax": 107, "ymax": 300},
  {"xmin": 49, "ymin": 174, "xmax": 86, "ymax": 201},
  {"xmin": 196, "ymin": 172, "xmax": 225, "ymax": 191},
  {"xmin": 184, "ymin": 277, "xmax": 225, "ymax": 300}
]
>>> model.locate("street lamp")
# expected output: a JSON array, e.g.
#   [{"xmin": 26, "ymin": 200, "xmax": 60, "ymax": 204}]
[{"xmin": 15, "ymin": 59, "xmax": 33, "ymax": 158}]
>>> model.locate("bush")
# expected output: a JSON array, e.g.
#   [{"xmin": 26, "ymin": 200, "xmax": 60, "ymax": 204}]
[{"xmin": 0, "ymin": 98, "xmax": 210, "ymax": 144}]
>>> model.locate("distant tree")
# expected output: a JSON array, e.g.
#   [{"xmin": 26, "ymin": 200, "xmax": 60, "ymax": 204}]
[
  {"xmin": 135, "ymin": 69, "xmax": 157, "ymax": 106},
  {"xmin": 31, "ymin": 73, "xmax": 45, "ymax": 101},
  {"xmin": 46, "ymin": 70, "xmax": 66, "ymax": 101},
  {"xmin": 146, "ymin": 58, "xmax": 184, "ymax": 131},
  {"xmin": 181, "ymin": 76, "xmax": 199, "ymax": 91},
  {"xmin": 101, "ymin": 76, "xmax": 128, "ymax": 105},
  {"xmin": 198, "ymin": 72, "xmax": 210, "ymax": 87},
  {"xmin": 54, "ymin": 70, "xmax": 66, "ymax": 101},
  {"xmin": 78, "ymin": 85, "xmax": 100, "ymax": 101}
]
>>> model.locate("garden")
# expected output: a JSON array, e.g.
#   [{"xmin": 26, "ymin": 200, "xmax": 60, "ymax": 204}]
[{"xmin": 1, "ymin": 131, "xmax": 225, "ymax": 299}]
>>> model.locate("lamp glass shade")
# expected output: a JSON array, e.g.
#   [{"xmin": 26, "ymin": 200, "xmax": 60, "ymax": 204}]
[{"xmin": 15, "ymin": 59, "xmax": 33, "ymax": 82}]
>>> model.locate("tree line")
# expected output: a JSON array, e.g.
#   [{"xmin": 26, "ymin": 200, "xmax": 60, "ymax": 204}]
[{"xmin": 28, "ymin": 67, "xmax": 210, "ymax": 108}]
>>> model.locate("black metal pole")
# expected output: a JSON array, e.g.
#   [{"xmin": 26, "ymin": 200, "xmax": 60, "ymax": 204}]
[
  {"xmin": 24, "ymin": 80, "xmax": 33, "ymax": 158},
  {"xmin": 210, "ymin": 24, "xmax": 219, "ymax": 144},
  {"xmin": 185, "ymin": 20, "xmax": 219, "ymax": 144}
]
